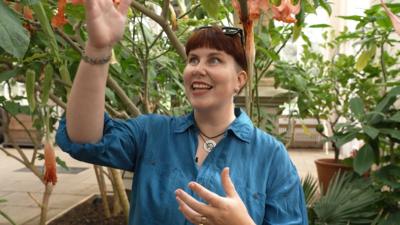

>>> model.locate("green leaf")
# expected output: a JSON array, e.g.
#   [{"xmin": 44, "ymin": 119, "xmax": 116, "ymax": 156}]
[
  {"xmin": 301, "ymin": 33, "xmax": 312, "ymax": 46},
  {"xmin": 335, "ymin": 132, "xmax": 357, "ymax": 148},
  {"xmin": 379, "ymin": 129, "xmax": 400, "ymax": 140},
  {"xmin": 3, "ymin": 101, "xmax": 21, "ymax": 116},
  {"xmin": 355, "ymin": 44, "xmax": 376, "ymax": 72},
  {"xmin": 40, "ymin": 64, "xmax": 53, "ymax": 104},
  {"xmin": 362, "ymin": 125, "xmax": 379, "ymax": 139},
  {"xmin": 0, "ymin": 199, "xmax": 6, "ymax": 204},
  {"xmin": 0, "ymin": 1, "xmax": 30, "ymax": 58},
  {"xmin": 200, "ymin": 0, "xmax": 220, "ymax": 19},
  {"xmin": 56, "ymin": 156, "xmax": 69, "ymax": 170},
  {"xmin": 264, "ymin": 48, "xmax": 280, "ymax": 61},
  {"xmin": 354, "ymin": 144, "xmax": 375, "ymax": 175},
  {"xmin": 0, "ymin": 69, "xmax": 20, "ymax": 82},
  {"xmin": 292, "ymin": 24, "xmax": 302, "ymax": 41},
  {"xmin": 308, "ymin": 24, "xmax": 331, "ymax": 28},
  {"xmin": 389, "ymin": 112, "xmax": 400, "ymax": 122},
  {"xmin": 337, "ymin": 15, "xmax": 363, "ymax": 21},
  {"xmin": 349, "ymin": 97, "xmax": 365, "ymax": 119},
  {"xmin": 318, "ymin": 0, "xmax": 332, "ymax": 16},
  {"xmin": 375, "ymin": 86, "xmax": 400, "ymax": 112},
  {"xmin": 25, "ymin": 69, "xmax": 36, "ymax": 112}
]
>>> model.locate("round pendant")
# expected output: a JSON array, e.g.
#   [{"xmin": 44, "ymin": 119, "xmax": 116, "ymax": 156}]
[{"xmin": 203, "ymin": 139, "xmax": 216, "ymax": 153}]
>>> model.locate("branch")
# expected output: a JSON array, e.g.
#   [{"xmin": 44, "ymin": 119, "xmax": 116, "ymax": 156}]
[
  {"xmin": 131, "ymin": 1, "xmax": 186, "ymax": 60},
  {"xmin": 0, "ymin": 146, "xmax": 25, "ymax": 165},
  {"xmin": 238, "ymin": 0, "xmax": 249, "ymax": 23},
  {"xmin": 50, "ymin": 93, "xmax": 67, "ymax": 110},
  {"xmin": 162, "ymin": 0, "xmax": 170, "ymax": 20},
  {"xmin": 55, "ymin": 28, "xmax": 83, "ymax": 53},
  {"xmin": 106, "ymin": 75, "xmax": 141, "ymax": 117},
  {"xmin": 27, "ymin": 192, "xmax": 42, "ymax": 208}
]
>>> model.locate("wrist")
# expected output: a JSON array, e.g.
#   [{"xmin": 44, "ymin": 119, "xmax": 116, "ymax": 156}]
[{"xmin": 83, "ymin": 43, "xmax": 112, "ymax": 65}]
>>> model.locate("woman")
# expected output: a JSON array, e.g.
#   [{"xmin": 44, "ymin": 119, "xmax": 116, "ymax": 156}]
[{"xmin": 56, "ymin": 0, "xmax": 308, "ymax": 224}]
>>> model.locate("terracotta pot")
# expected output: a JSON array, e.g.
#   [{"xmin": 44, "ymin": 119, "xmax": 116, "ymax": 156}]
[
  {"xmin": 315, "ymin": 158, "xmax": 352, "ymax": 194},
  {"xmin": 3, "ymin": 113, "xmax": 42, "ymax": 148}
]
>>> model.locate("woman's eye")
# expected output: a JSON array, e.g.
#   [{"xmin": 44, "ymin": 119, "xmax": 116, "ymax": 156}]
[
  {"xmin": 188, "ymin": 57, "xmax": 199, "ymax": 65},
  {"xmin": 209, "ymin": 57, "xmax": 221, "ymax": 65}
]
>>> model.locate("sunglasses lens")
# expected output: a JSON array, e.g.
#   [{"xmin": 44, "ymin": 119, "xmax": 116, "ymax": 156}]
[{"xmin": 196, "ymin": 26, "xmax": 244, "ymax": 45}]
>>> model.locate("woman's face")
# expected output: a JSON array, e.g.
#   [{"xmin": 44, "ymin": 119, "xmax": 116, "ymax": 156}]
[{"xmin": 183, "ymin": 47, "xmax": 246, "ymax": 111}]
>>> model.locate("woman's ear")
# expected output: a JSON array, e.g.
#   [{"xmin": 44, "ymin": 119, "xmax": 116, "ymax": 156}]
[{"xmin": 237, "ymin": 70, "xmax": 248, "ymax": 92}]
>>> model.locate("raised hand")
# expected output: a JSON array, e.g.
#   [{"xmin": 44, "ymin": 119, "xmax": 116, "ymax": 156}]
[
  {"xmin": 84, "ymin": 0, "xmax": 132, "ymax": 50},
  {"xmin": 175, "ymin": 168, "xmax": 256, "ymax": 225}
]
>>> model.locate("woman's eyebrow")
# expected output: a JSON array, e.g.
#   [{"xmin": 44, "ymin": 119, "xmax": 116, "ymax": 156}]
[{"xmin": 208, "ymin": 52, "xmax": 223, "ymax": 57}]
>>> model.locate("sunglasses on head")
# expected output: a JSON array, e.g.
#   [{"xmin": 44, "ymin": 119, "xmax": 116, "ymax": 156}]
[{"xmin": 196, "ymin": 26, "xmax": 244, "ymax": 46}]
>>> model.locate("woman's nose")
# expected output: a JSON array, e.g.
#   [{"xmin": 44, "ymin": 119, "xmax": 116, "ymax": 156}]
[{"xmin": 192, "ymin": 61, "xmax": 207, "ymax": 76}]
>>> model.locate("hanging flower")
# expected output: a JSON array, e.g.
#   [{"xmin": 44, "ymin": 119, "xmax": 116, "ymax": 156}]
[
  {"xmin": 380, "ymin": 0, "xmax": 400, "ymax": 35},
  {"xmin": 51, "ymin": 0, "xmax": 68, "ymax": 27},
  {"xmin": 231, "ymin": 0, "xmax": 301, "ymax": 24},
  {"xmin": 232, "ymin": 0, "xmax": 270, "ymax": 23},
  {"xmin": 43, "ymin": 141, "xmax": 58, "ymax": 185},
  {"xmin": 271, "ymin": 0, "xmax": 301, "ymax": 23},
  {"xmin": 23, "ymin": 6, "xmax": 33, "ymax": 20}
]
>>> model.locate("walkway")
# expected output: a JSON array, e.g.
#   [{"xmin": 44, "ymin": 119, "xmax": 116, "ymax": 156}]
[{"xmin": 0, "ymin": 147, "xmax": 332, "ymax": 225}]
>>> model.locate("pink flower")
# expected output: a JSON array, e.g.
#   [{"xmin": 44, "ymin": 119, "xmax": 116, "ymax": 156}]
[
  {"xmin": 271, "ymin": 0, "xmax": 301, "ymax": 23},
  {"xmin": 381, "ymin": 0, "xmax": 400, "ymax": 35}
]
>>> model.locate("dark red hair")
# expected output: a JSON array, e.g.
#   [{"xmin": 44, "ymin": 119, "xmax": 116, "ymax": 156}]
[{"xmin": 185, "ymin": 26, "xmax": 247, "ymax": 72}]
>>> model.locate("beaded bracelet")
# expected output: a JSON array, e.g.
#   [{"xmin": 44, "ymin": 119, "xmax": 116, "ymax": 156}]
[{"xmin": 82, "ymin": 51, "xmax": 112, "ymax": 65}]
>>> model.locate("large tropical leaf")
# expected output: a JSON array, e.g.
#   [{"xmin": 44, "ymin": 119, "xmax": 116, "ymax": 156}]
[
  {"xmin": 0, "ymin": 1, "xmax": 30, "ymax": 58},
  {"xmin": 313, "ymin": 172, "xmax": 381, "ymax": 225}
]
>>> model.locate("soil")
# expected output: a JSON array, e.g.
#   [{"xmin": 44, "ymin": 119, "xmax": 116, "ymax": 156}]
[{"xmin": 48, "ymin": 195, "xmax": 126, "ymax": 225}]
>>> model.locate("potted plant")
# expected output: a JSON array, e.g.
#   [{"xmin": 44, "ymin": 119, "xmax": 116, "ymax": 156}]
[
  {"xmin": 270, "ymin": 2, "xmax": 400, "ymax": 192},
  {"xmin": 333, "ymin": 86, "xmax": 400, "ymax": 223}
]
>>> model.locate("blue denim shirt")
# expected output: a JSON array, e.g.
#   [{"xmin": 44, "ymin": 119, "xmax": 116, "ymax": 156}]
[{"xmin": 56, "ymin": 108, "xmax": 307, "ymax": 225}]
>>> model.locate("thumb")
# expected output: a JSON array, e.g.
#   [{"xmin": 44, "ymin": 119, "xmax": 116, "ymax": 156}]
[
  {"xmin": 118, "ymin": 0, "xmax": 132, "ymax": 15},
  {"xmin": 221, "ymin": 167, "xmax": 238, "ymax": 198}
]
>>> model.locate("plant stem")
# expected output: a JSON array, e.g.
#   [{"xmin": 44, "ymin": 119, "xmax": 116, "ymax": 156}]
[
  {"xmin": 0, "ymin": 210, "xmax": 17, "ymax": 225},
  {"xmin": 39, "ymin": 183, "xmax": 53, "ymax": 225}
]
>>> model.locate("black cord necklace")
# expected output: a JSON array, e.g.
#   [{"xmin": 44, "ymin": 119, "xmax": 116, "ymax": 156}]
[{"xmin": 198, "ymin": 128, "xmax": 226, "ymax": 153}]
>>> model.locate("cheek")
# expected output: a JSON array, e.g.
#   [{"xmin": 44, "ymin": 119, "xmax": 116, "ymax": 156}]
[{"xmin": 182, "ymin": 67, "xmax": 191, "ymax": 87}]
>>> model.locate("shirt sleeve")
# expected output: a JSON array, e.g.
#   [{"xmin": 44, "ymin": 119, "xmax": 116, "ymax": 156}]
[
  {"xmin": 263, "ymin": 143, "xmax": 308, "ymax": 225},
  {"xmin": 55, "ymin": 113, "xmax": 144, "ymax": 171}
]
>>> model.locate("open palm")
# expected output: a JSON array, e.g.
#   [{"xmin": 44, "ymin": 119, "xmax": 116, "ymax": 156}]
[{"xmin": 84, "ymin": 0, "xmax": 132, "ymax": 49}]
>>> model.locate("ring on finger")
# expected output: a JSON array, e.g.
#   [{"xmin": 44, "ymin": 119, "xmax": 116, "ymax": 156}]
[{"xmin": 199, "ymin": 215, "xmax": 207, "ymax": 225}]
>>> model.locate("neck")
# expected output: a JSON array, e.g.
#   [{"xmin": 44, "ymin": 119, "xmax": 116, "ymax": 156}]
[{"xmin": 194, "ymin": 104, "xmax": 236, "ymax": 137}]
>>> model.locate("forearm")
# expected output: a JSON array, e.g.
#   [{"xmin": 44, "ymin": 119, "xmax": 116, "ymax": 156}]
[{"xmin": 66, "ymin": 44, "xmax": 111, "ymax": 143}]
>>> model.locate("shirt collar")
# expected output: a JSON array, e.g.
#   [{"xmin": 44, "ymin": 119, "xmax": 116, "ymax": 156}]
[{"xmin": 173, "ymin": 108, "xmax": 253, "ymax": 143}]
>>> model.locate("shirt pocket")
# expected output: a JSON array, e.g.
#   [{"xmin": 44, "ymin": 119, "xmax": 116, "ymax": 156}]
[{"xmin": 235, "ymin": 179, "xmax": 266, "ymax": 224}]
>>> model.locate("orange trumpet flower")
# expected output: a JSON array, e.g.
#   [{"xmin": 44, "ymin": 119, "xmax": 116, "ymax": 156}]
[
  {"xmin": 51, "ymin": 0, "xmax": 68, "ymax": 27},
  {"xmin": 380, "ymin": 0, "xmax": 400, "ymax": 35},
  {"xmin": 271, "ymin": 0, "xmax": 301, "ymax": 23},
  {"xmin": 232, "ymin": 0, "xmax": 270, "ymax": 22},
  {"xmin": 43, "ymin": 141, "xmax": 57, "ymax": 185}
]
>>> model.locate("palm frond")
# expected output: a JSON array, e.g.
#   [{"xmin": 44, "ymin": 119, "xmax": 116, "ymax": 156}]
[
  {"xmin": 313, "ymin": 172, "xmax": 381, "ymax": 225},
  {"xmin": 301, "ymin": 173, "xmax": 319, "ymax": 206}
]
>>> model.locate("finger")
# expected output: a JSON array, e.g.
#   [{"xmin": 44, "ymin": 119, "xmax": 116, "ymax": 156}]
[
  {"xmin": 221, "ymin": 167, "xmax": 238, "ymax": 198},
  {"xmin": 175, "ymin": 189, "xmax": 212, "ymax": 216},
  {"xmin": 118, "ymin": 0, "xmax": 132, "ymax": 15},
  {"xmin": 176, "ymin": 196, "xmax": 201, "ymax": 223},
  {"xmin": 188, "ymin": 182, "xmax": 224, "ymax": 207}
]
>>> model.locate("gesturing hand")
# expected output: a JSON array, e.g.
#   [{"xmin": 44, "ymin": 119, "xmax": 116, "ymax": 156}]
[
  {"xmin": 175, "ymin": 168, "xmax": 256, "ymax": 225},
  {"xmin": 84, "ymin": 0, "xmax": 132, "ymax": 49}
]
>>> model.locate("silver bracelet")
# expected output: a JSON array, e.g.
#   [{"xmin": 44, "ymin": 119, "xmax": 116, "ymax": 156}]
[{"xmin": 82, "ymin": 51, "xmax": 112, "ymax": 65}]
